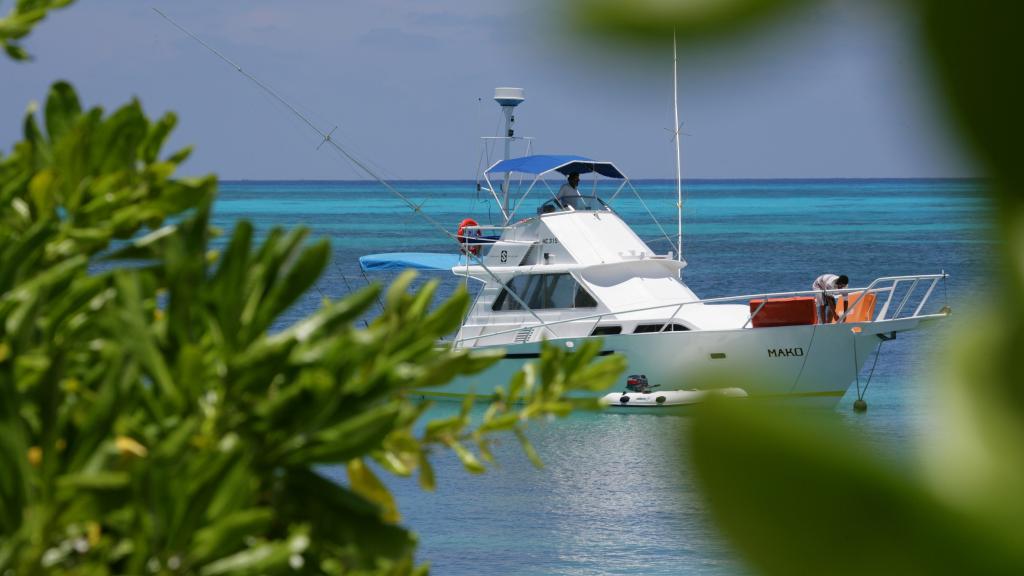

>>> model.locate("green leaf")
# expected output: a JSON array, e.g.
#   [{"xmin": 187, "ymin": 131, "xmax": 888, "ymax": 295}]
[
  {"xmin": 0, "ymin": 423, "xmax": 29, "ymax": 534},
  {"xmin": 93, "ymin": 99, "xmax": 148, "ymax": 173},
  {"xmin": 689, "ymin": 398, "xmax": 1024, "ymax": 575},
  {"xmin": 22, "ymin": 104, "xmax": 50, "ymax": 165},
  {"xmin": 916, "ymin": 3, "xmax": 1024, "ymax": 329},
  {"xmin": 56, "ymin": 471, "xmax": 130, "ymax": 491},
  {"xmin": 252, "ymin": 238, "xmax": 330, "ymax": 334},
  {"xmin": 568, "ymin": 353, "xmax": 628, "ymax": 393},
  {"xmin": 348, "ymin": 458, "xmax": 400, "ymax": 523},
  {"xmin": 198, "ymin": 537, "xmax": 299, "ymax": 576},
  {"xmin": 477, "ymin": 437, "xmax": 495, "ymax": 464},
  {"xmin": 478, "ymin": 412, "xmax": 519, "ymax": 433},
  {"xmin": 916, "ymin": 310, "xmax": 1024, "ymax": 535},
  {"xmin": 422, "ymin": 286, "xmax": 471, "ymax": 335},
  {"xmin": 4, "ymin": 254, "xmax": 86, "ymax": 315},
  {"xmin": 514, "ymin": 427, "xmax": 543, "ymax": 469},
  {"xmin": 163, "ymin": 449, "xmax": 252, "ymax": 552},
  {"xmin": 408, "ymin": 348, "xmax": 504, "ymax": 390},
  {"xmin": 918, "ymin": 2, "xmax": 1021, "ymax": 195},
  {"xmin": 3, "ymin": 41, "xmax": 29, "ymax": 61},
  {"xmin": 417, "ymin": 452, "xmax": 435, "ymax": 492},
  {"xmin": 109, "ymin": 271, "xmax": 181, "ymax": 410},
  {"xmin": 0, "ymin": 15, "xmax": 35, "ymax": 39},
  {"xmin": 65, "ymin": 348, "xmax": 125, "ymax": 472},
  {"xmin": 279, "ymin": 469, "xmax": 416, "ymax": 566},
  {"xmin": 208, "ymin": 221, "xmax": 252, "ymax": 349},
  {"xmin": 384, "ymin": 270, "xmax": 417, "ymax": 311},
  {"xmin": 574, "ymin": 0, "xmax": 810, "ymax": 42},
  {"xmin": 424, "ymin": 414, "xmax": 464, "ymax": 439},
  {"xmin": 0, "ymin": 1, "xmax": 74, "ymax": 64},
  {"xmin": 140, "ymin": 111, "xmax": 176, "ymax": 164},
  {"xmin": 288, "ymin": 283, "xmax": 379, "ymax": 340},
  {"xmin": 507, "ymin": 368, "xmax": 527, "ymax": 403},
  {"xmin": 446, "ymin": 439, "xmax": 486, "ymax": 474},
  {"xmin": 190, "ymin": 508, "xmax": 275, "ymax": 565},
  {"xmin": 283, "ymin": 402, "xmax": 401, "ymax": 465},
  {"xmin": 166, "ymin": 145, "xmax": 192, "ymax": 165},
  {"xmin": 403, "ymin": 278, "xmax": 438, "ymax": 321},
  {"xmin": 43, "ymin": 80, "xmax": 81, "ymax": 142}
]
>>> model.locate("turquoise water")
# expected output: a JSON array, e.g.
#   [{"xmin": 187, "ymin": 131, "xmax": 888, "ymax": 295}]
[{"xmin": 215, "ymin": 179, "xmax": 989, "ymax": 574}]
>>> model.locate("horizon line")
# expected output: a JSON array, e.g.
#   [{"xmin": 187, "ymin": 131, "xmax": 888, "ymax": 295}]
[{"xmin": 216, "ymin": 176, "xmax": 985, "ymax": 183}]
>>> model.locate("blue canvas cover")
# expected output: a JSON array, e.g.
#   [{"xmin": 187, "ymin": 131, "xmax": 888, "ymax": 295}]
[
  {"xmin": 486, "ymin": 154, "xmax": 625, "ymax": 179},
  {"xmin": 359, "ymin": 252, "xmax": 468, "ymax": 272}
]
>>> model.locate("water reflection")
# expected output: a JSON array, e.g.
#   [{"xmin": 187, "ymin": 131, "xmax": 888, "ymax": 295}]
[{"xmin": 355, "ymin": 406, "xmax": 746, "ymax": 575}]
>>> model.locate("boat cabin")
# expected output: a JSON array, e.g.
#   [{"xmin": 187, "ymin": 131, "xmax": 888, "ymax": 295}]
[{"xmin": 446, "ymin": 154, "xmax": 751, "ymax": 345}]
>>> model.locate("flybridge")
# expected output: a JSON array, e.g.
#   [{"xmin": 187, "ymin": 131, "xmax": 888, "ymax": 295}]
[{"xmin": 478, "ymin": 156, "xmax": 638, "ymax": 229}]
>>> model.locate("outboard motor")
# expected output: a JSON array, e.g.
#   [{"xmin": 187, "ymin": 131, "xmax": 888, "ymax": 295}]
[{"xmin": 625, "ymin": 374, "xmax": 651, "ymax": 393}]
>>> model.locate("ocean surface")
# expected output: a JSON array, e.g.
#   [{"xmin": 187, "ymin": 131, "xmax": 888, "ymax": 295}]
[{"xmin": 215, "ymin": 178, "xmax": 990, "ymax": 575}]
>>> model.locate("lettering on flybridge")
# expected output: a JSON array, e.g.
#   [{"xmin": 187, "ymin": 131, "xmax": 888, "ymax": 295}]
[{"xmin": 768, "ymin": 347, "xmax": 805, "ymax": 358}]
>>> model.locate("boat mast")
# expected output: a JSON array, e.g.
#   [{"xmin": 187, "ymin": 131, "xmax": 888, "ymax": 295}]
[
  {"xmin": 494, "ymin": 87, "xmax": 525, "ymax": 225},
  {"xmin": 672, "ymin": 30, "xmax": 683, "ymax": 276}
]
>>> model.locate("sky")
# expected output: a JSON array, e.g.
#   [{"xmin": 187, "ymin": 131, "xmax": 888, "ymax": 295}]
[{"xmin": 0, "ymin": 0, "xmax": 975, "ymax": 179}]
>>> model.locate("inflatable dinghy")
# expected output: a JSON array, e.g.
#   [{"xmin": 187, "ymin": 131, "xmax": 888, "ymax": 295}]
[{"xmin": 602, "ymin": 375, "xmax": 748, "ymax": 407}]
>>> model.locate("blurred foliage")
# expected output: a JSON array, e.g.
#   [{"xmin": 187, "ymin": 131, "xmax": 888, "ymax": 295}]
[
  {"xmin": 690, "ymin": 399, "xmax": 1024, "ymax": 575},
  {"xmin": 0, "ymin": 81, "xmax": 626, "ymax": 574},
  {"xmin": 0, "ymin": 0, "xmax": 75, "ymax": 61},
  {"xmin": 575, "ymin": 0, "xmax": 810, "ymax": 43},
  {"xmin": 571, "ymin": 0, "xmax": 1024, "ymax": 574}
]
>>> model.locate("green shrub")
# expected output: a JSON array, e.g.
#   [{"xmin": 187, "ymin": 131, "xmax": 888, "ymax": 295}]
[{"xmin": 0, "ymin": 81, "xmax": 625, "ymax": 575}]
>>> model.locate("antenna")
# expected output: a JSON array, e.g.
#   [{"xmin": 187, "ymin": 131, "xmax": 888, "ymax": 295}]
[
  {"xmin": 494, "ymin": 87, "xmax": 525, "ymax": 225},
  {"xmin": 672, "ymin": 29, "xmax": 683, "ymax": 276}
]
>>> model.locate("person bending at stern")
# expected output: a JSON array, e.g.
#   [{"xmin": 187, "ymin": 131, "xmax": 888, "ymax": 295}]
[{"xmin": 812, "ymin": 273, "xmax": 849, "ymax": 323}]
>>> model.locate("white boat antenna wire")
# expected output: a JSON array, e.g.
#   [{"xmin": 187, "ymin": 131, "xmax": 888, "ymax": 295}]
[
  {"xmin": 507, "ymin": 175, "xmax": 546, "ymax": 220},
  {"xmin": 672, "ymin": 29, "xmax": 684, "ymax": 275},
  {"xmin": 153, "ymin": 9, "xmax": 552, "ymax": 329},
  {"xmin": 625, "ymin": 179, "xmax": 679, "ymax": 255},
  {"xmin": 152, "ymin": 8, "xmax": 440, "ymax": 232},
  {"xmin": 472, "ymin": 97, "xmax": 495, "ymax": 203},
  {"xmin": 608, "ymin": 180, "xmax": 629, "ymax": 202}
]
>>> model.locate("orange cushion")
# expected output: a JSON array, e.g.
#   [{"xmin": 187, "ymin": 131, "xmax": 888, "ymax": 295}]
[
  {"xmin": 749, "ymin": 297, "xmax": 818, "ymax": 328},
  {"xmin": 836, "ymin": 291, "xmax": 876, "ymax": 323}
]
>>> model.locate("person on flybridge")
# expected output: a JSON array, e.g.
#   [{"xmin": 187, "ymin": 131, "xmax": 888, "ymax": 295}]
[
  {"xmin": 556, "ymin": 172, "xmax": 582, "ymax": 208},
  {"xmin": 812, "ymin": 273, "xmax": 849, "ymax": 323}
]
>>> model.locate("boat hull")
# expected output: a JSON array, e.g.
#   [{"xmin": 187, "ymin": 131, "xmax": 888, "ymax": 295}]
[{"xmin": 430, "ymin": 315, "xmax": 942, "ymax": 408}]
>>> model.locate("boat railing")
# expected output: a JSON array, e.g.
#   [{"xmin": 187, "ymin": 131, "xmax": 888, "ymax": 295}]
[
  {"xmin": 854, "ymin": 272, "xmax": 949, "ymax": 322},
  {"xmin": 458, "ymin": 224, "xmax": 534, "ymax": 250},
  {"xmin": 453, "ymin": 272, "xmax": 949, "ymax": 348}
]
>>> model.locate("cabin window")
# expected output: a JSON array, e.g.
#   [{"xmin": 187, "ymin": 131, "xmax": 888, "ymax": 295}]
[
  {"xmin": 492, "ymin": 273, "xmax": 597, "ymax": 311},
  {"xmin": 633, "ymin": 323, "xmax": 690, "ymax": 334},
  {"xmin": 591, "ymin": 325, "xmax": 622, "ymax": 336},
  {"xmin": 575, "ymin": 286, "xmax": 598, "ymax": 308}
]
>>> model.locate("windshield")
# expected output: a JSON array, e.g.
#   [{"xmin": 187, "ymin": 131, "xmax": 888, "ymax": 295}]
[{"xmin": 537, "ymin": 194, "xmax": 614, "ymax": 215}]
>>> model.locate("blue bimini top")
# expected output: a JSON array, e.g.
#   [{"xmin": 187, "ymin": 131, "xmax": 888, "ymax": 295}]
[
  {"xmin": 486, "ymin": 154, "xmax": 626, "ymax": 179},
  {"xmin": 359, "ymin": 252, "xmax": 468, "ymax": 272}
]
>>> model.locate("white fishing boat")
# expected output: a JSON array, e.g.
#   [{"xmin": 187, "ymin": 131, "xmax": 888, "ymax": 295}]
[
  {"xmin": 153, "ymin": 13, "xmax": 949, "ymax": 409},
  {"xmin": 360, "ymin": 88, "xmax": 951, "ymax": 408}
]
